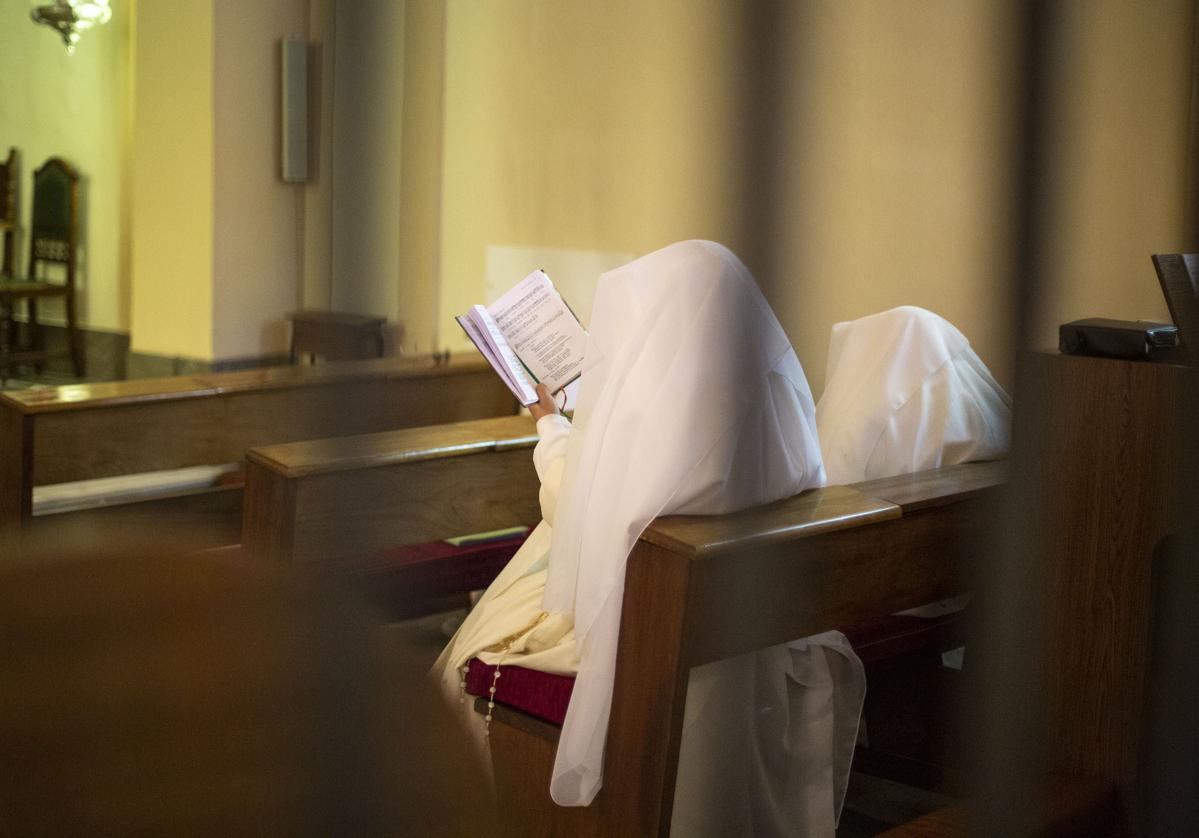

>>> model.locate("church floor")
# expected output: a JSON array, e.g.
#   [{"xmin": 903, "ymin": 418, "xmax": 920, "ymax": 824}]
[{"xmin": 380, "ymin": 608, "xmax": 948, "ymax": 837}]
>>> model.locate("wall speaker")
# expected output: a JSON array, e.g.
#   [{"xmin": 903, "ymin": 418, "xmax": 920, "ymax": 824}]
[{"xmin": 281, "ymin": 36, "xmax": 308, "ymax": 183}]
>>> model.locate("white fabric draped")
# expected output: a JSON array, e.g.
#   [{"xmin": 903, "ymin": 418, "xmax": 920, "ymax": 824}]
[
  {"xmin": 673, "ymin": 632, "xmax": 864, "ymax": 837},
  {"xmin": 669, "ymin": 305, "xmax": 1012, "ymax": 836},
  {"xmin": 433, "ymin": 413, "xmax": 578, "ymax": 676},
  {"xmin": 434, "ymin": 292, "xmax": 1012, "ymax": 836},
  {"xmin": 816, "ymin": 306, "xmax": 1012, "ymax": 485},
  {"xmin": 541, "ymin": 240, "xmax": 828, "ymax": 807}
]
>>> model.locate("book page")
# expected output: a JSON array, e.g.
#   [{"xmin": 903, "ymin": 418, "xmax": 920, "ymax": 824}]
[
  {"xmin": 489, "ymin": 270, "xmax": 588, "ymax": 393},
  {"xmin": 456, "ymin": 314, "xmax": 503, "ymax": 376},
  {"xmin": 468, "ymin": 304, "xmax": 538, "ymax": 405}
]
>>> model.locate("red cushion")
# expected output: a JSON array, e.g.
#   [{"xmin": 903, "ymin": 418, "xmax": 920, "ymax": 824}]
[
  {"xmin": 465, "ymin": 657, "xmax": 575, "ymax": 727},
  {"xmin": 462, "ymin": 610, "xmax": 965, "ymax": 728}
]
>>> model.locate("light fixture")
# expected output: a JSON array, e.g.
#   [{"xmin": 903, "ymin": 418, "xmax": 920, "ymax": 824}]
[{"xmin": 30, "ymin": 0, "xmax": 112, "ymax": 54}]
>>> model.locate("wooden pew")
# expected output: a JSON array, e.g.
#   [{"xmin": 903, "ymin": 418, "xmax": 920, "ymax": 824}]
[
  {"xmin": 960, "ymin": 351, "xmax": 1194, "ymax": 836},
  {"xmin": 242, "ymin": 414, "xmax": 540, "ymax": 565},
  {"xmin": 837, "ymin": 350, "xmax": 1194, "ymax": 838},
  {"xmin": 0, "ymin": 355, "xmax": 517, "ymax": 549},
  {"xmin": 238, "ymin": 349, "xmax": 1191, "ymax": 836},
  {"xmin": 239, "ymin": 413, "xmax": 1004, "ymax": 835},
  {"xmin": 483, "ymin": 460, "xmax": 1004, "ymax": 838}
]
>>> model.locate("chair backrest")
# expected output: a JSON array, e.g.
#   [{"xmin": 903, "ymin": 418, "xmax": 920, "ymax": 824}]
[
  {"xmin": 28, "ymin": 157, "xmax": 78, "ymax": 280},
  {"xmin": 0, "ymin": 147, "xmax": 16, "ymax": 225}
]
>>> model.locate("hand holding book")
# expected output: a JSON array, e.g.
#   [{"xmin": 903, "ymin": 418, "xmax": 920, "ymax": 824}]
[
  {"xmin": 456, "ymin": 270, "xmax": 587, "ymax": 406},
  {"xmin": 528, "ymin": 383, "xmax": 562, "ymax": 422}
]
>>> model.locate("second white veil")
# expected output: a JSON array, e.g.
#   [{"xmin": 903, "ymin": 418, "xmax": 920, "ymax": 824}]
[{"xmin": 817, "ymin": 306, "xmax": 1012, "ymax": 485}]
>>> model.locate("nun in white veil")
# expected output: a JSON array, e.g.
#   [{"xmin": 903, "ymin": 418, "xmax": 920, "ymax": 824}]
[
  {"xmin": 435, "ymin": 240, "xmax": 861, "ymax": 836},
  {"xmin": 651, "ymin": 305, "xmax": 1014, "ymax": 837},
  {"xmin": 816, "ymin": 305, "xmax": 1011, "ymax": 485}
]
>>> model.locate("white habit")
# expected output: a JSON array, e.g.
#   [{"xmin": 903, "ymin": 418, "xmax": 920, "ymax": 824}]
[
  {"xmin": 435, "ymin": 241, "xmax": 860, "ymax": 836},
  {"xmin": 817, "ymin": 305, "xmax": 1011, "ymax": 485}
]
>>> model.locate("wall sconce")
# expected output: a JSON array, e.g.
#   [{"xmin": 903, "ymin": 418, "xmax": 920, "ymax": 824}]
[{"xmin": 31, "ymin": 0, "xmax": 112, "ymax": 54}]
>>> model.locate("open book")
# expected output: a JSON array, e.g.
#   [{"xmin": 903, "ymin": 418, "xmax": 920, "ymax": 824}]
[{"xmin": 455, "ymin": 269, "xmax": 588, "ymax": 406}]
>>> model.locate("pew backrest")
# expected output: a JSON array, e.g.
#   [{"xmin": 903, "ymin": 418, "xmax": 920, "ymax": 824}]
[
  {"xmin": 0, "ymin": 355, "xmax": 517, "ymax": 529},
  {"xmin": 242, "ymin": 413, "xmax": 541, "ymax": 563},
  {"xmin": 596, "ymin": 460, "xmax": 1004, "ymax": 836}
]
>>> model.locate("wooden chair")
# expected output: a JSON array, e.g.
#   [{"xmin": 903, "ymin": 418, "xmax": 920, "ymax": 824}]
[
  {"xmin": 0, "ymin": 157, "xmax": 83, "ymax": 379},
  {"xmin": 288, "ymin": 310, "xmax": 388, "ymax": 363},
  {"xmin": 0, "ymin": 147, "xmax": 16, "ymax": 278},
  {"xmin": 0, "ymin": 148, "xmax": 17, "ymax": 360}
]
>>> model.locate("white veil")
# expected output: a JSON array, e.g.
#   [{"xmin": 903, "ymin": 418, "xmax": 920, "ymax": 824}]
[
  {"xmin": 542, "ymin": 240, "xmax": 826, "ymax": 806},
  {"xmin": 817, "ymin": 306, "xmax": 1012, "ymax": 485}
]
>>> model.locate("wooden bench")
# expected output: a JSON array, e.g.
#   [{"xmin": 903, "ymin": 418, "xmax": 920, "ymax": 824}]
[
  {"xmin": 239, "ymin": 411, "xmax": 1004, "ymax": 835},
  {"xmin": 807, "ymin": 350, "xmax": 1190, "ymax": 838},
  {"xmin": 238, "ymin": 350, "xmax": 1189, "ymax": 835},
  {"xmin": 241, "ymin": 414, "xmax": 541, "ymax": 565},
  {"xmin": 480, "ymin": 460, "xmax": 1003, "ymax": 838},
  {"xmin": 0, "ymin": 355, "xmax": 517, "ymax": 550}
]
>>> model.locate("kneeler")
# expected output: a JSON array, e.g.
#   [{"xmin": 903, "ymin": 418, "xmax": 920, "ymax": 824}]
[
  {"xmin": 849, "ymin": 610, "xmax": 969, "ymax": 792},
  {"xmin": 465, "ymin": 609, "xmax": 966, "ymax": 762}
]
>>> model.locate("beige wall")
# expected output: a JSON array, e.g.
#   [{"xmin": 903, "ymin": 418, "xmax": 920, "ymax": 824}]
[
  {"xmin": 768, "ymin": 1, "xmax": 1020, "ymax": 392},
  {"xmin": 303, "ymin": 0, "xmax": 335, "ymax": 311},
  {"xmin": 133, "ymin": 0, "xmax": 308, "ymax": 363},
  {"xmin": 130, "ymin": 0, "xmax": 214, "ymax": 359},
  {"xmin": 0, "ymin": 0, "xmax": 132, "ymax": 334},
  {"xmin": 212, "ymin": 0, "xmax": 308, "ymax": 360},
  {"xmin": 5, "ymin": 1, "xmax": 1194, "ymax": 380},
  {"xmin": 431, "ymin": 0, "xmax": 1023, "ymax": 388},
  {"xmin": 437, "ymin": 0, "xmax": 746, "ymax": 355},
  {"xmin": 328, "ymin": 0, "xmax": 405, "ymax": 323},
  {"xmin": 396, "ymin": 0, "xmax": 446, "ymax": 354},
  {"xmin": 1036, "ymin": 1, "xmax": 1194, "ymax": 346},
  {"xmin": 422, "ymin": 0, "xmax": 1193, "ymax": 394}
]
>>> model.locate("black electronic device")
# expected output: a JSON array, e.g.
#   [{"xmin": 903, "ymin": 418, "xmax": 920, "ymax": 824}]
[
  {"xmin": 1152, "ymin": 253, "xmax": 1199, "ymax": 362},
  {"xmin": 1059, "ymin": 318, "xmax": 1179, "ymax": 361}
]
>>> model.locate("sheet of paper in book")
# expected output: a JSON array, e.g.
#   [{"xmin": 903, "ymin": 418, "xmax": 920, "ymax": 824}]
[{"xmin": 455, "ymin": 269, "xmax": 588, "ymax": 406}]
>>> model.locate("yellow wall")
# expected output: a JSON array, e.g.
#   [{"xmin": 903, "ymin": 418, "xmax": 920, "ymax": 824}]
[
  {"xmin": 6, "ymin": 1, "xmax": 1193, "ymax": 380},
  {"xmin": 427, "ymin": 0, "xmax": 1194, "ymax": 394},
  {"xmin": 396, "ymin": 0, "xmax": 446, "ymax": 354},
  {"xmin": 770, "ymin": 1, "xmax": 1020, "ymax": 391},
  {"xmin": 1037, "ymin": 1, "xmax": 1193, "ymax": 345},
  {"xmin": 133, "ymin": 0, "xmax": 309, "ymax": 363},
  {"xmin": 129, "ymin": 0, "xmax": 214, "ymax": 359},
  {"xmin": 212, "ymin": 0, "xmax": 308, "ymax": 360},
  {"xmin": 0, "ymin": 0, "xmax": 132, "ymax": 334},
  {"xmin": 437, "ymin": 0, "xmax": 746, "ymax": 354}
]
